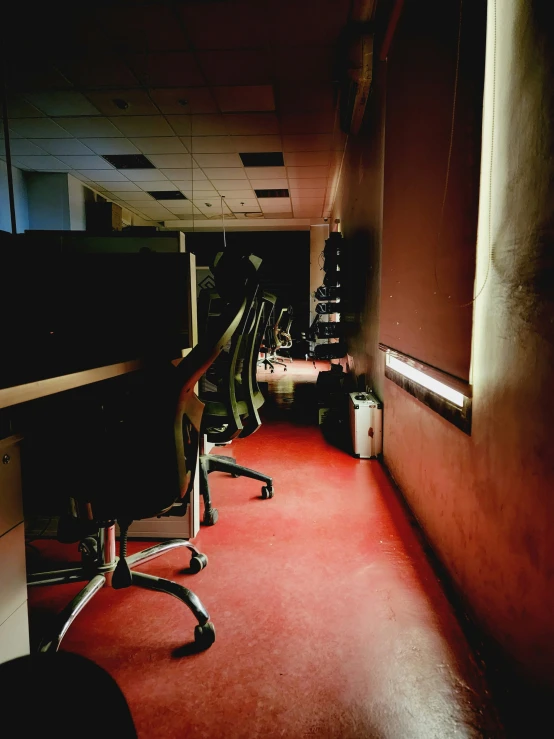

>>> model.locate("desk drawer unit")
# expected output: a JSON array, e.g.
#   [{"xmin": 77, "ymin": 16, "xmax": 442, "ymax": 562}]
[{"xmin": 0, "ymin": 435, "xmax": 30, "ymax": 664}]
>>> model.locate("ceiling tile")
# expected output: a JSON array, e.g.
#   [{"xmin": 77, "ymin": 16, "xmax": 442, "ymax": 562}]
[
  {"xmin": 127, "ymin": 52, "xmax": 204, "ymax": 87},
  {"xmin": 245, "ymin": 166, "xmax": 286, "ymax": 180},
  {"xmin": 179, "ymin": 189, "xmax": 219, "ymax": 199},
  {"xmin": 8, "ymin": 119, "xmax": 73, "ymax": 139},
  {"xmin": 293, "ymin": 206, "xmax": 323, "ymax": 217},
  {"xmin": 24, "ymin": 92, "xmax": 100, "ymax": 117},
  {"xmin": 268, "ymin": 0, "xmax": 350, "ymax": 46},
  {"xmin": 249, "ymin": 179, "xmax": 288, "ymax": 190},
  {"xmin": 291, "ymin": 197, "xmax": 325, "ymax": 207},
  {"xmin": 280, "ymin": 112, "xmax": 335, "ymax": 135},
  {"xmin": 137, "ymin": 181, "xmax": 178, "ymax": 192},
  {"xmin": 121, "ymin": 191, "xmax": 157, "ymax": 201},
  {"xmin": 8, "ymin": 97, "xmax": 45, "ymax": 118},
  {"xmin": 165, "ymin": 116, "xmax": 191, "ymax": 137},
  {"xmin": 179, "ymin": 3, "xmax": 269, "ymax": 49},
  {"xmin": 210, "ymin": 180, "xmax": 258, "ymax": 192},
  {"xmin": 135, "ymin": 205, "xmax": 173, "ymax": 217},
  {"xmin": 196, "ymin": 50, "xmax": 271, "ymax": 86},
  {"xmin": 286, "ymin": 166, "xmax": 329, "ymax": 179},
  {"xmin": 68, "ymin": 172, "xmax": 91, "ymax": 182},
  {"xmin": 157, "ymin": 201, "xmax": 196, "ymax": 214},
  {"xmin": 79, "ymin": 169, "xmax": 127, "ymax": 181},
  {"xmin": 5, "ymin": 59, "xmax": 73, "ymax": 93},
  {"xmin": 224, "ymin": 199, "xmax": 260, "ymax": 212},
  {"xmin": 5, "ymin": 158, "xmax": 30, "ymax": 170},
  {"xmin": 99, "ymin": 181, "xmax": 142, "ymax": 192},
  {"xmin": 284, "ymin": 151, "xmax": 332, "ymax": 167},
  {"xmin": 289, "ymin": 188, "xmax": 327, "ymax": 198},
  {"xmin": 277, "ymin": 83, "xmax": 337, "ymax": 114},
  {"xmin": 212, "ymin": 188, "xmax": 256, "ymax": 199},
  {"xmin": 57, "ymin": 155, "xmax": 115, "ymax": 170},
  {"xmin": 224, "ymin": 113, "xmax": 279, "ymax": 136},
  {"xmin": 272, "ymin": 47, "xmax": 335, "ymax": 84},
  {"xmin": 130, "ymin": 137, "xmax": 188, "ymax": 155},
  {"xmin": 190, "ymin": 115, "xmax": 228, "ymax": 137},
  {"xmin": 124, "ymin": 169, "xmax": 168, "ymax": 183},
  {"xmin": 260, "ymin": 198, "xmax": 292, "ymax": 212},
  {"xmin": 57, "ymin": 56, "xmax": 138, "ymax": 88},
  {"xmin": 213, "ymin": 86, "xmax": 275, "ymax": 113},
  {"xmin": 0, "ymin": 127, "xmax": 21, "ymax": 139},
  {"xmin": 202, "ymin": 168, "xmax": 247, "ymax": 181},
  {"xmin": 85, "ymin": 90, "xmax": 159, "ymax": 117},
  {"xmin": 54, "ymin": 117, "xmax": 124, "ymax": 138},
  {"xmin": 29, "ymin": 139, "xmax": 93, "ymax": 156},
  {"xmin": 231, "ymin": 135, "xmax": 282, "ymax": 153},
  {"xmin": 190, "ymin": 137, "xmax": 235, "ymax": 154},
  {"xmin": 149, "ymin": 88, "xmax": 217, "ymax": 115},
  {"xmin": 80, "ymin": 138, "xmax": 141, "ymax": 155},
  {"xmin": 159, "ymin": 169, "xmax": 208, "ymax": 182},
  {"xmin": 283, "ymin": 135, "xmax": 333, "ymax": 152},
  {"xmin": 109, "ymin": 117, "xmax": 174, "ymax": 138},
  {"xmin": 10, "ymin": 155, "xmax": 70, "ymax": 171},
  {"xmin": 102, "ymin": 5, "xmax": 189, "ymax": 53},
  {"xmin": 194, "ymin": 153, "xmax": 243, "ymax": 168},
  {"xmin": 0, "ymin": 140, "xmax": 47, "ymax": 156},
  {"xmin": 147, "ymin": 154, "xmax": 194, "ymax": 169},
  {"xmin": 287, "ymin": 178, "xmax": 329, "ymax": 189},
  {"xmin": 265, "ymin": 212, "xmax": 294, "ymax": 219}
]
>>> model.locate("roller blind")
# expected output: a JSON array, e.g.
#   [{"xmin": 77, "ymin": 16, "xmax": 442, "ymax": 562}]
[{"xmin": 380, "ymin": 0, "xmax": 486, "ymax": 381}]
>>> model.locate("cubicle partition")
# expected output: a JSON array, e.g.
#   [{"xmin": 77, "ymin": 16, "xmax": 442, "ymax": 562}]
[{"xmin": 0, "ymin": 231, "xmax": 199, "ymax": 663}]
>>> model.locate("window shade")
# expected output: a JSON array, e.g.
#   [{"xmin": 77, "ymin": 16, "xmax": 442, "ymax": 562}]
[{"xmin": 380, "ymin": 0, "xmax": 486, "ymax": 381}]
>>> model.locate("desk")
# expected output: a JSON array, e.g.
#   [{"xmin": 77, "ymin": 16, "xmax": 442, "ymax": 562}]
[{"xmin": 0, "ymin": 246, "xmax": 200, "ymax": 664}]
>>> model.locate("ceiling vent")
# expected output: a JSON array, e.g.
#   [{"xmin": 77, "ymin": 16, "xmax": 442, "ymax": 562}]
[
  {"xmin": 239, "ymin": 152, "xmax": 284, "ymax": 167},
  {"xmin": 147, "ymin": 191, "xmax": 187, "ymax": 200},
  {"xmin": 254, "ymin": 188, "xmax": 289, "ymax": 198},
  {"xmin": 101, "ymin": 154, "xmax": 155, "ymax": 169}
]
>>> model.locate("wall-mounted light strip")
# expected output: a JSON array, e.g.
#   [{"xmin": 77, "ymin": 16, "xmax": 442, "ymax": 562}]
[
  {"xmin": 385, "ymin": 354, "xmax": 464, "ymax": 407},
  {"xmin": 380, "ymin": 344, "xmax": 472, "ymax": 434}
]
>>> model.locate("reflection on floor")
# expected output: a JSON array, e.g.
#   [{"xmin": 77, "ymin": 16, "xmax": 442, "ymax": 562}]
[{"xmin": 27, "ymin": 359, "xmax": 504, "ymax": 738}]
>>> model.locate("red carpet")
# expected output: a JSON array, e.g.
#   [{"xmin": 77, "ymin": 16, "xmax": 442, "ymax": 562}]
[{"xmin": 27, "ymin": 361, "xmax": 503, "ymax": 738}]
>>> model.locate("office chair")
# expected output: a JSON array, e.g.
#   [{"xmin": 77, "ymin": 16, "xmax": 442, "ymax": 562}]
[
  {"xmin": 196, "ymin": 258, "xmax": 276, "ymax": 525},
  {"xmin": 256, "ymin": 306, "xmax": 293, "ymax": 372},
  {"xmin": 273, "ymin": 306, "xmax": 294, "ymax": 364},
  {"xmin": 27, "ymin": 253, "xmax": 258, "ymax": 653}
]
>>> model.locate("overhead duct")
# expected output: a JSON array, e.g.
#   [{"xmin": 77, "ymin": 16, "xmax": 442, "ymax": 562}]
[{"xmin": 338, "ymin": 0, "xmax": 376, "ymax": 135}]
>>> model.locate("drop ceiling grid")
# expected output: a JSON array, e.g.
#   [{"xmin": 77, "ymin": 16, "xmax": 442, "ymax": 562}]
[{"xmin": 2, "ymin": 0, "xmax": 353, "ymax": 226}]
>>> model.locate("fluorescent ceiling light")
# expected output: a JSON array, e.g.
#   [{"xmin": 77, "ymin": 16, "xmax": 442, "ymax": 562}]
[{"xmin": 386, "ymin": 354, "xmax": 464, "ymax": 407}]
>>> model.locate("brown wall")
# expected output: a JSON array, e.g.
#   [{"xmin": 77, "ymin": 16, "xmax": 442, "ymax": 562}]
[
  {"xmin": 333, "ymin": 0, "xmax": 554, "ymax": 689},
  {"xmin": 333, "ymin": 62, "xmax": 387, "ymax": 399}
]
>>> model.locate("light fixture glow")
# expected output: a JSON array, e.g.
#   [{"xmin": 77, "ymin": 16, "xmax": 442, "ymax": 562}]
[{"xmin": 386, "ymin": 354, "xmax": 464, "ymax": 407}]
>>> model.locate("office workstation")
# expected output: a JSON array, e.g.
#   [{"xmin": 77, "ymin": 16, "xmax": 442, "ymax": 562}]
[{"xmin": 2, "ymin": 0, "xmax": 553, "ymax": 736}]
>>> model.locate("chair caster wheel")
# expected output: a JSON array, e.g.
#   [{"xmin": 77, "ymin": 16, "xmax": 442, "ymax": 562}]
[
  {"xmin": 231, "ymin": 473, "xmax": 240, "ymax": 478},
  {"xmin": 194, "ymin": 621, "xmax": 216, "ymax": 649},
  {"xmin": 79, "ymin": 536, "xmax": 98, "ymax": 564},
  {"xmin": 202, "ymin": 508, "xmax": 219, "ymax": 526},
  {"xmin": 190, "ymin": 552, "xmax": 208, "ymax": 573},
  {"xmin": 284, "ymin": 367, "xmax": 287, "ymax": 371},
  {"xmin": 261, "ymin": 485, "xmax": 274, "ymax": 499}
]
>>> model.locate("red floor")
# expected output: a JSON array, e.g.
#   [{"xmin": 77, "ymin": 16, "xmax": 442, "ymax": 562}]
[{"xmin": 27, "ymin": 360, "xmax": 503, "ymax": 738}]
